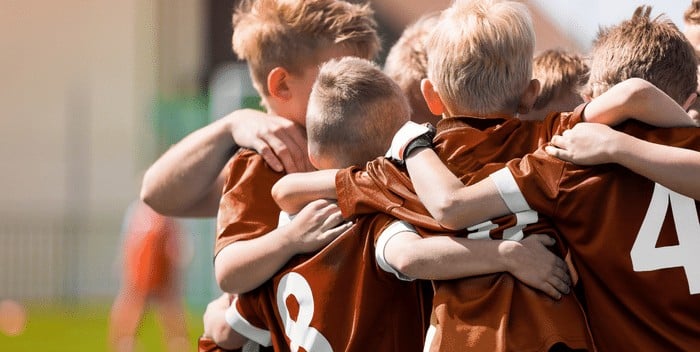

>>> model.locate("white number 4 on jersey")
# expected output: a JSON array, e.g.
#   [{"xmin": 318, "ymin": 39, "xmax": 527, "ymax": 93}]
[{"xmin": 631, "ymin": 183, "xmax": 700, "ymax": 295}]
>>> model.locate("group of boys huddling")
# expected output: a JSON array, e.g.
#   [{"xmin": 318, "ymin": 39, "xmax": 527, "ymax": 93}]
[{"xmin": 141, "ymin": 0, "xmax": 700, "ymax": 351}]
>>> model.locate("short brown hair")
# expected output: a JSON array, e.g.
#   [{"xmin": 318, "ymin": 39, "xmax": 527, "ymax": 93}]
[
  {"xmin": 383, "ymin": 12, "xmax": 440, "ymax": 122},
  {"xmin": 685, "ymin": 0, "xmax": 700, "ymax": 25},
  {"xmin": 532, "ymin": 49, "xmax": 589, "ymax": 110},
  {"xmin": 585, "ymin": 6, "xmax": 697, "ymax": 104},
  {"xmin": 232, "ymin": 0, "xmax": 380, "ymax": 96},
  {"xmin": 307, "ymin": 57, "xmax": 410, "ymax": 167}
]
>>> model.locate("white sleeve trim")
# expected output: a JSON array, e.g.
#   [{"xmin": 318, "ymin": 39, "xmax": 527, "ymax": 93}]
[
  {"xmin": 489, "ymin": 167, "xmax": 532, "ymax": 213},
  {"xmin": 375, "ymin": 220, "xmax": 416, "ymax": 281},
  {"xmin": 225, "ymin": 298, "xmax": 272, "ymax": 347},
  {"xmin": 277, "ymin": 211, "xmax": 293, "ymax": 228}
]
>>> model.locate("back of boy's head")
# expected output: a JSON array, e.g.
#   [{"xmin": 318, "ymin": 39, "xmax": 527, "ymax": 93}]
[
  {"xmin": 232, "ymin": 0, "xmax": 380, "ymax": 97},
  {"xmin": 306, "ymin": 57, "xmax": 410, "ymax": 168},
  {"xmin": 586, "ymin": 6, "xmax": 697, "ymax": 104},
  {"xmin": 532, "ymin": 49, "xmax": 589, "ymax": 110},
  {"xmin": 383, "ymin": 12, "xmax": 440, "ymax": 124},
  {"xmin": 426, "ymin": 0, "xmax": 535, "ymax": 115}
]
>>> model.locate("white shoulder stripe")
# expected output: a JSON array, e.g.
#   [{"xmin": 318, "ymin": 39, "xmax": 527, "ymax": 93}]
[
  {"xmin": 375, "ymin": 220, "xmax": 416, "ymax": 281},
  {"xmin": 489, "ymin": 168, "xmax": 531, "ymax": 213},
  {"xmin": 225, "ymin": 298, "xmax": 272, "ymax": 347}
]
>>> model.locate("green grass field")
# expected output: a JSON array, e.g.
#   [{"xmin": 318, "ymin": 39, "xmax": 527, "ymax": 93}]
[{"xmin": 0, "ymin": 301, "xmax": 205, "ymax": 351}]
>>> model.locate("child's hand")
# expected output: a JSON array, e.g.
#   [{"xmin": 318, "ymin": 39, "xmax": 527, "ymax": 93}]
[
  {"xmin": 287, "ymin": 199, "xmax": 352, "ymax": 253},
  {"xmin": 202, "ymin": 293, "xmax": 247, "ymax": 349},
  {"xmin": 545, "ymin": 123, "xmax": 622, "ymax": 165},
  {"xmin": 228, "ymin": 109, "xmax": 314, "ymax": 173},
  {"xmin": 501, "ymin": 234, "xmax": 571, "ymax": 300}
]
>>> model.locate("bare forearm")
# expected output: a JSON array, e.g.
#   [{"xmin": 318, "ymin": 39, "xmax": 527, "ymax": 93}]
[
  {"xmin": 214, "ymin": 227, "xmax": 297, "ymax": 294},
  {"xmin": 141, "ymin": 117, "xmax": 236, "ymax": 217},
  {"xmin": 272, "ymin": 170, "xmax": 339, "ymax": 213},
  {"xmin": 386, "ymin": 234, "xmax": 511, "ymax": 280},
  {"xmin": 611, "ymin": 134, "xmax": 700, "ymax": 200},
  {"xmin": 406, "ymin": 148, "xmax": 510, "ymax": 229},
  {"xmin": 584, "ymin": 78, "xmax": 695, "ymax": 127}
]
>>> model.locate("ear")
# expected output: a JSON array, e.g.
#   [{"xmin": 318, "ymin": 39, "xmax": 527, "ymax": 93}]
[
  {"xmin": 267, "ymin": 67, "xmax": 292, "ymax": 101},
  {"xmin": 516, "ymin": 79, "xmax": 540, "ymax": 114},
  {"xmin": 420, "ymin": 79, "xmax": 446, "ymax": 116},
  {"xmin": 682, "ymin": 91, "xmax": 698, "ymax": 111}
]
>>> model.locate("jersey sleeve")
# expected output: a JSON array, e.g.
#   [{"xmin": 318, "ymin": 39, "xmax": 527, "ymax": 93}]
[
  {"xmin": 336, "ymin": 158, "xmax": 446, "ymax": 232},
  {"xmin": 487, "ymin": 111, "xmax": 584, "ymax": 218},
  {"xmin": 215, "ymin": 150, "xmax": 284, "ymax": 256},
  {"xmin": 225, "ymin": 294, "xmax": 272, "ymax": 347},
  {"xmin": 374, "ymin": 220, "xmax": 417, "ymax": 281}
]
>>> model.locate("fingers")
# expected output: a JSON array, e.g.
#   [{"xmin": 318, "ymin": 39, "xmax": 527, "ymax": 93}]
[
  {"xmin": 538, "ymin": 282, "xmax": 563, "ymax": 300},
  {"xmin": 269, "ymin": 127, "xmax": 308, "ymax": 173},
  {"xmin": 545, "ymin": 145, "xmax": 573, "ymax": 162},
  {"xmin": 257, "ymin": 142, "xmax": 284, "ymax": 172},
  {"xmin": 529, "ymin": 234, "xmax": 556, "ymax": 246}
]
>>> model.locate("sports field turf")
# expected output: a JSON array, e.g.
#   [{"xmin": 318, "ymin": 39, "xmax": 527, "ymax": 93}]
[{"xmin": 0, "ymin": 301, "xmax": 205, "ymax": 351}]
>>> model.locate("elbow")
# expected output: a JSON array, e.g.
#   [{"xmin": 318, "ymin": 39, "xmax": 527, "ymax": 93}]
[
  {"xmin": 270, "ymin": 181, "xmax": 288, "ymax": 209},
  {"xmin": 215, "ymin": 262, "xmax": 248, "ymax": 294},
  {"xmin": 622, "ymin": 78, "xmax": 655, "ymax": 103},
  {"xmin": 139, "ymin": 169, "xmax": 171, "ymax": 214},
  {"xmin": 426, "ymin": 194, "xmax": 464, "ymax": 230},
  {"xmin": 271, "ymin": 180, "xmax": 301, "ymax": 213},
  {"xmin": 391, "ymin": 252, "xmax": 418, "ymax": 277}
]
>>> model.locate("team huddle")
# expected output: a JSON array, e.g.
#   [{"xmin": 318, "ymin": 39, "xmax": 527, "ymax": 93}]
[{"xmin": 140, "ymin": 0, "xmax": 700, "ymax": 351}]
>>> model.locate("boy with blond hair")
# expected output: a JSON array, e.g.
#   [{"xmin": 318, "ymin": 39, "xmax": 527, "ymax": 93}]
[
  {"xmin": 198, "ymin": 0, "xmax": 379, "ymax": 350},
  {"xmin": 383, "ymin": 12, "xmax": 441, "ymax": 126},
  {"xmin": 521, "ymin": 49, "xmax": 589, "ymax": 121},
  {"xmin": 395, "ymin": 5, "xmax": 700, "ymax": 351}
]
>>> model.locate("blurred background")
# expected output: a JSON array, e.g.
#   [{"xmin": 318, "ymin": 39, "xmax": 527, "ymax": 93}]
[{"xmin": 0, "ymin": 0, "xmax": 687, "ymax": 350}]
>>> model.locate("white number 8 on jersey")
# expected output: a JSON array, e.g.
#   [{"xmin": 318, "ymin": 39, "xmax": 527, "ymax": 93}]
[{"xmin": 277, "ymin": 272, "xmax": 334, "ymax": 352}]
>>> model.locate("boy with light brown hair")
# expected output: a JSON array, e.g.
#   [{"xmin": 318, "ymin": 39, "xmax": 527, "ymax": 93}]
[
  {"xmin": 198, "ymin": 0, "xmax": 380, "ymax": 350},
  {"xmin": 521, "ymin": 49, "xmax": 589, "ymax": 121},
  {"xmin": 383, "ymin": 12, "xmax": 441, "ymax": 126}
]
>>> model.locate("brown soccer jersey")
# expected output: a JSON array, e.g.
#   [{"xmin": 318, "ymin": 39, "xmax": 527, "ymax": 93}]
[
  {"xmin": 492, "ymin": 116, "xmax": 700, "ymax": 351},
  {"xmin": 335, "ymin": 109, "xmax": 592, "ymax": 351},
  {"xmin": 226, "ymin": 213, "xmax": 432, "ymax": 351},
  {"xmin": 216, "ymin": 149, "xmax": 285, "ymax": 256}
]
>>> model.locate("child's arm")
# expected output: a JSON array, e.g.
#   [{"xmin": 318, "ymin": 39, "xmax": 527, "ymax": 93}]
[
  {"xmin": 141, "ymin": 109, "xmax": 310, "ymax": 217},
  {"xmin": 271, "ymin": 170, "xmax": 340, "ymax": 214},
  {"xmin": 546, "ymin": 123, "xmax": 700, "ymax": 200},
  {"xmin": 202, "ymin": 293, "xmax": 248, "ymax": 350},
  {"xmin": 215, "ymin": 199, "xmax": 351, "ymax": 293},
  {"xmin": 583, "ymin": 78, "xmax": 697, "ymax": 127},
  {"xmin": 380, "ymin": 225, "xmax": 571, "ymax": 300},
  {"xmin": 404, "ymin": 148, "xmax": 512, "ymax": 230}
]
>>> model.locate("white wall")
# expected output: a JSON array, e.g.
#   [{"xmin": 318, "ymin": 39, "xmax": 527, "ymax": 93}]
[{"xmin": 0, "ymin": 0, "xmax": 160, "ymax": 299}]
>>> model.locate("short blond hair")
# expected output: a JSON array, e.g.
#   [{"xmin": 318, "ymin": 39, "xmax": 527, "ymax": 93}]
[
  {"xmin": 307, "ymin": 57, "xmax": 410, "ymax": 167},
  {"xmin": 383, "ymin": 12, "xmax": 439, "ymax": 122},
  {"xmin": 232, "ymin": 0, "xmax": 380, "ymax": 96},
  {"xmin": 585, "ymin": 6, "xmax": 697, "ymax": 104},
  {"xmin": 426, "ymin": 0, "xmax": 534, "ymax": 114},
  {"xmin": 532, "ymin": 49, "xmax": 589, "ymax": 110},
  {"xmin": 685, "ymin": 0, "xmax": 700, "ymax": 25}
]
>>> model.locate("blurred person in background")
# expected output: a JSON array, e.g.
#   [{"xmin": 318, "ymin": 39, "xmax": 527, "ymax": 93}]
[{"xmin": 108, "ymin": 200, "xmax": 188, "ymax": 352}]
